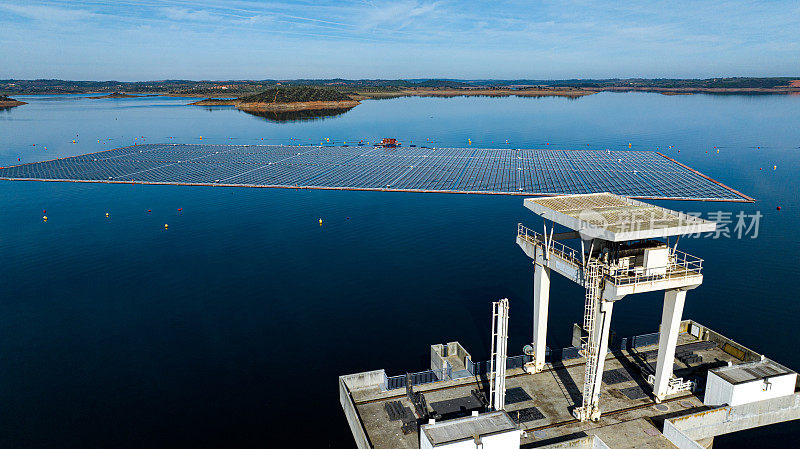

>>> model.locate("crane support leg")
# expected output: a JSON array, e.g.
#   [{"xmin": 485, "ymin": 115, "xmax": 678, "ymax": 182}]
[
  {"xmin": 581, "ymin": 300, "xmax": 614, "ymax": 421},
  {"xmin": 653, "ymin": 289, "xmax": 687, "ymax": 401},
  {"xmin": 531, "ymin": 263, "xmax": 551, "ymax": 373}
]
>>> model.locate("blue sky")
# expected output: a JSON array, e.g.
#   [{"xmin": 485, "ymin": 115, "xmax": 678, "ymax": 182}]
[{"xmin": 1, "ymin": 0, "xmax": 798, "ymax": 80}]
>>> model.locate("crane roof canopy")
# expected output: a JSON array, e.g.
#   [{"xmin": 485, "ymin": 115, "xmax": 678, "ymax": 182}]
[{"xmin": 523, "ymin": 192, "xmax": 717, "ymax": 242}]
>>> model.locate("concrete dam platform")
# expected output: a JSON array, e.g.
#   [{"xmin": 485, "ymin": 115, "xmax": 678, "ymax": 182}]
[{"xmin": 0, "ymin": 144, "xmax": 752, "ymax": 202}]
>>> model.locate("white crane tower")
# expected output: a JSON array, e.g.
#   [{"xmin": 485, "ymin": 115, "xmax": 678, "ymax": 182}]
[{"xmin": 516, "ymin": 193, "xmax": 716, "ymax": 421}]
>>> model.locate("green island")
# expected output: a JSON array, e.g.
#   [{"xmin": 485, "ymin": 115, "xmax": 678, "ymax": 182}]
[
  {"xmin": 87, "ymin": 92, "xmax": 152, "ymax": 99},
  {"xmin": 0, "ymin": 94, "xmax": 27, "ymax": 108},
  {"xmin": 189, "ymin": 85, "xmax": 361, "ymax": 113}
]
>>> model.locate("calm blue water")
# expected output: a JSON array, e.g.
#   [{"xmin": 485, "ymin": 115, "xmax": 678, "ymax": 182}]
[{"xmin": 0, "ymin": 93, "xmax": 798, "ymax": 448}]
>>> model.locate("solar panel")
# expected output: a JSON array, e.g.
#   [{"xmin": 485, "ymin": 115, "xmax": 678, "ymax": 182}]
[{"xmin": 0, "ymin": 144, "xmax": 752, "ymax": 201}]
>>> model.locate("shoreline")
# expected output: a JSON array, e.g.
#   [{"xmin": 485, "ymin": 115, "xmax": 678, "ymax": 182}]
[
  {"xmin": 351, "ymin": 88, "xmax": 595, "ymax": 99},
  {"xmin": 584, "ymin": 86, "xmax": 800, "ymax": 95},
  {"xmin": 188, "ymin": 99, "xmax": 361, "ymax": 112},
  {"xmin": 5, "ymin": 86, "xmax": 800, "ymax": 98},
  {"xmin": 0, "ymin": 100, "xmax": 27, "ymax": 108}
]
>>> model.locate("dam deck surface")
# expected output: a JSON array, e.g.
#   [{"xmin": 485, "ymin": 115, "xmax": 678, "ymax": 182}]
[
  {"xmin": 0, "ymin": 144, "xmax": 752, "ymax": 201},
  {"xmin": 347, "ymin": 333, "xmax": 745, "ymax": 449}
]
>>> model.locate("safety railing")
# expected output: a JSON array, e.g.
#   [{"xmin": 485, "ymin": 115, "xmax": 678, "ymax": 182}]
[
  {"xmin": 383, "ymin": 363, "xmax": 452, "ymax": 391},
  {"xmin": 518, "ymin": 223, "xmax": 703, "ymax": 288},
  {"xmin": 517, "ymin": 223, "xmax": 581, "ymax": 266},
  {"xmin": 605, "ymin": 250, "xmax": 703, "ymax": 287}
]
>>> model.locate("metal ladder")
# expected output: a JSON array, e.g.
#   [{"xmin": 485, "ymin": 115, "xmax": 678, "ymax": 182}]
[
  {"xmin": 577, "ymin": 260, "xmax": 602, "ymax": 420},
  {"xmin": 489, "ymin": 298, "xmax": 510, "ymax": 411}
]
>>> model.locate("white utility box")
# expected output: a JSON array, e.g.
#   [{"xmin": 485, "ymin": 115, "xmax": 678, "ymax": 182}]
[
  {"xmin": 643, "ymin": 246, "xmax": 669, "ymax": 276},
  {"xmin": 704, "ymin": 358, "xmax": 797, "ymax": 407},
  {"xmin": 420, "ymin": 411, "xmax": 520, "ymax": 449}
]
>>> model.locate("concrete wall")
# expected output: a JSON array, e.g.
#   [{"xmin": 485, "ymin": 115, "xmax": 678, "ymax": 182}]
[
  {"xmin": 663, "ymin": 420, "xmax": 705, "ymax": 449},
  {"xmin": 341, "ymin": 369, "xmax": 386, "ymax": 390},
  {"xmin": 339, "ymin": 370, "xmax": 385, "ymax": 449},
  {"xmin": 448, "ymin": 342, "xmax": 471, "ymax": 366},
  {"xmin": 535, "ymin": 435, "xmax": 610, "ymax": 449},
  {"xmin": 432, "ymin": 342, "xmax": 472, "ymax": 371},
  {"xmin": 431, "ymin": 345, "xmax": 445, "ymax": 372},
  {"xmin": 664, "ymin": 392, "xmax": 800, "ymax": 448},
  {"xmin": 703, "ymin": 327, "xmax": 762, "ymax": 362}
]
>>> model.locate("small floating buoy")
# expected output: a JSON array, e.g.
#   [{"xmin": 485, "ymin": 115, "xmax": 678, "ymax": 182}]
[
  {"xmin": 72, "ymin": 140, "xmax": 76, "ymax": 143},
  {"xmin": 43, "ymin": 215, "xmax": 47, "ymax": 221},
  {"xmin": 177, "ymin": 208, "xmax": 182, "ymax": 212},
  {"xmin": 147, "ymin": 209, "xmax": 151, "ymax": 213},
  {"xmin": 43, "ymin": 209, "xmax": 46, "ymax": 214},
  {"xmin": 105, "ymin": 212, "xmax": 109, "ymax": 217},
  {"xmin": 164, "ymin": 224, "xmax": 168, "ymax": 229},
  {"xmin": 776, "ymin": 206, "xmax": 781, "ymax": 210},
  {"xmin": 774, "ymin": 165, "xmax": 777, "ymax": 170},
  {"xmin": 319, "ymin": 218, "xmax": 323, "ymax": 225},
  {"xmin": 760, "ymin": 168, "xmax": 763, "ymax": 170}
]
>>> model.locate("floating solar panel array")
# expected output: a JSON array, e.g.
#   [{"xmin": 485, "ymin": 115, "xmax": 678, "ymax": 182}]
[{"xmin": 0, "ymin": 144, "xmax": 752, "ymax": 201}]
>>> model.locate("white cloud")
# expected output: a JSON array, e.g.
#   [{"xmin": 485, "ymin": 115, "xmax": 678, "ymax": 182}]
[
  {"xmin": 0, "ymin": 3, "xmax": 97, "ymax": 22},
  {"xmin": 361, "ymin": 1, "xmax": 440, "ymax": 30},
  {"xmin": 160, "ymin": 7, "xmax": 215, "ymax": 22}
]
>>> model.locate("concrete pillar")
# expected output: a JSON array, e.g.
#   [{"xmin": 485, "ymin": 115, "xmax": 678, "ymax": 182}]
[
  {"xmin": 532, "ymin": 263, "xmax": 551, "ymax": 372},
  {"xmin": 654, "ymin": 289, "xmax": 687, "ymax": 401},
  {"xmin": 588, "ymin": 299, "xmax": 614, "ymax": 416}
]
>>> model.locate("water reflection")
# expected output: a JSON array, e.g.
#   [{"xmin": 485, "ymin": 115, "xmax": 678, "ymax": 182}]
[{"xmin": 238, "ymin": 107, "xmax": 355, "ymax": 122}]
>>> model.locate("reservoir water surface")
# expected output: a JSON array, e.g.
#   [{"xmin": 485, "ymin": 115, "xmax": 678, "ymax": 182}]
[{"xmin": 0, "ymin": 93, "xmax": 798, "ymax": 448}]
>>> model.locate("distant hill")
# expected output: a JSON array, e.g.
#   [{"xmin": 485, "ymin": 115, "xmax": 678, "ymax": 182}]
[
  {"xmin": 237, "ymin": 86, "xmax": 354, "ymax": 103},
  {"xmin": 2, "ymin": 78, "xmax": 797, "ymax": 96},
  {"xmin": 411, "ymin": 79, "xmax": 472, "ymax": 88}
]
